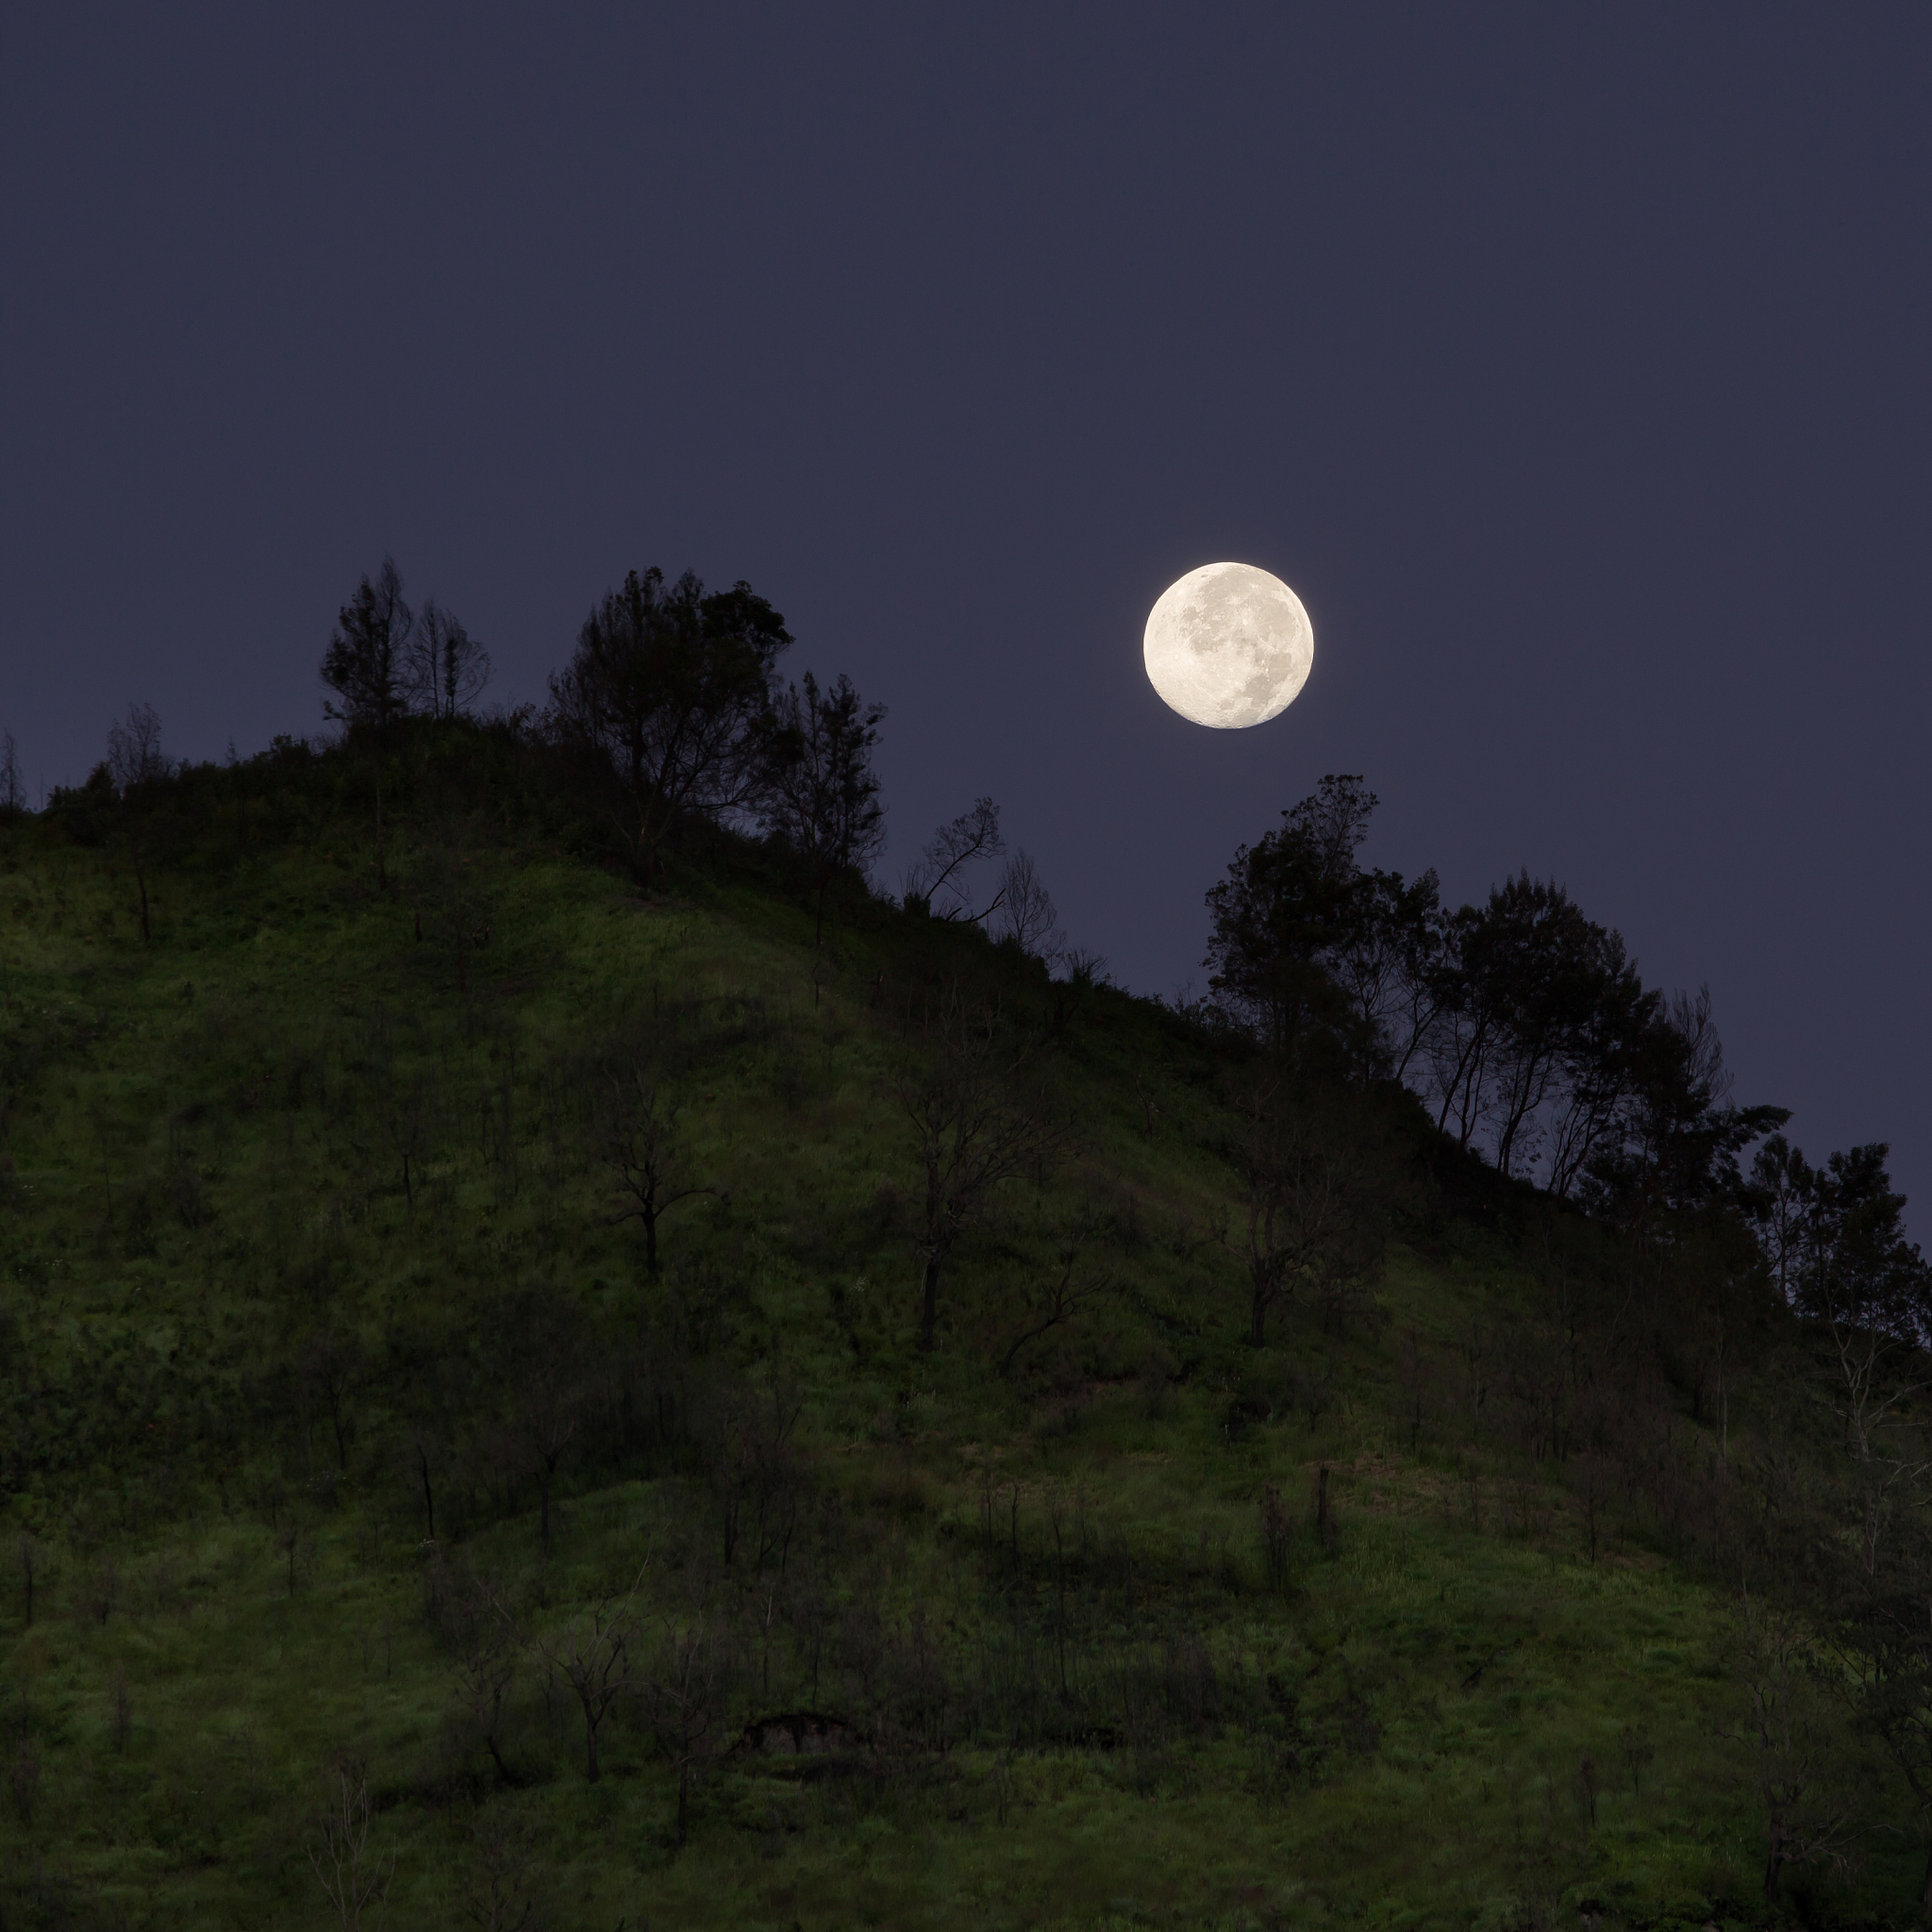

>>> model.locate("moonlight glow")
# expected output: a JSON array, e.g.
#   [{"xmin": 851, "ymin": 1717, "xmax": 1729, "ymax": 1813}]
[{"xmin": 1142, "ymin": 562, "xmax": 1313, "ymax": 728}]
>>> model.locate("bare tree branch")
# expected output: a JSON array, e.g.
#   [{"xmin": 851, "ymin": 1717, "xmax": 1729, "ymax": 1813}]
[
  {"xmin": 492, "ymin": 1562, "xmax": 649, "ymax": 1784},
  {"xmin": 307, "ymin": 1764, "xmax": 394, "ymax": 1930}
]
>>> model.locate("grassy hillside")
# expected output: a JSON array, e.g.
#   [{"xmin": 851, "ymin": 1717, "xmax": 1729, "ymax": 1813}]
[{"xmin": 0, "ymin": 734, "xmax": 1913, "ymax": 1928}]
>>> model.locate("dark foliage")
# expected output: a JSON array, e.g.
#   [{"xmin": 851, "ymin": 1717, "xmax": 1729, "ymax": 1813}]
[
  {"xmin": 546, "ymin": 565, "xmax": 791, "ymax": 891},
  {"xmin": 763, "ymin": 671, "xmax": 887, "ymax": 943}
]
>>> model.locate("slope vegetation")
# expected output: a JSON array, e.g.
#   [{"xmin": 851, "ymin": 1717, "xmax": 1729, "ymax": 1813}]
[{"xmin": 0, "ymin": 732, "xmax": 1912, "ymax": 1928}]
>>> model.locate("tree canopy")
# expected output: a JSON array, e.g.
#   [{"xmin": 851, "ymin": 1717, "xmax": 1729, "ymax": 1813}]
[{"xmin": 547, "ymin": 566, "xmax": 791, "ymax": 891}]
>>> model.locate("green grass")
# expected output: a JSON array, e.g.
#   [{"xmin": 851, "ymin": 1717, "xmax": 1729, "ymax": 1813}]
[{"xmin": 0, "ymin": 760, "xmax": 1914, "ymax": 1929}]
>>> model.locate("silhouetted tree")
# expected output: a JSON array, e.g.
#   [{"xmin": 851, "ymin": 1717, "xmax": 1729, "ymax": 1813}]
[
  {"xmin": 0, "ymin": 728, "xmax": 25, "ymax": 812},
  {"xmin": 1770, "ymin": 1141, "xmax": 1932, "ymax": 1575},
  {"xmin": 603, "ymin": 1072, "xmax": 716, "ymax": 1279},
  {"xmin": 763, "ymin": 670, "xmax": 886, "ymax": 942},
  {"xmin": 407, "ymin": 597, "xmax": 492, "ymax": 720},
  {"xmin": 993, "ymin": 849, "xmax": 1065, "ymax": 966},
  {"xmin": 1745, "ymin": 1133, "xmax": 1814, "ymax": 1303},
  {"xmin": 322, "ymin": 558, "xmax": 413, "ymax": 738},
  {"xmin": 1541, "ymin": 948, "xmax": 1656, "ymax": 1198},
  {"xmin": 1204, "ymin": 774, "xmax": 1374, "ymax": 1064},
  {"xmin": 106, "ymin": 701, "xmax": 170, "ymax": 941},
  {"xmin": 901, "ymin": 797, "xmax": 1005, "ymax": 921},
  {"xmin": 1426, "ymin": 874, "xmax": 1632, "ymax": 1178},
  {"xmin": 106, "ymin": 701, "xmax": 168, "ymax": 789},
  {"xmin": 1580, "ymin": 988, "xmax": 1786, "ymax": 1236},
  {"xmin": 547, "ymin": 565, "xmax": 791, "ymax": 891},
  {"xmin": 1322, "ymin": 863, "xmax": 1447, "ymax": 1086},
  {"xmin": 1207, "ymin": 783, "xmax": 1790, "ymax": 1209}
]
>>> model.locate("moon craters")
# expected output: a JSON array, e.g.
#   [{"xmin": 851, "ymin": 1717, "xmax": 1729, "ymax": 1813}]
[{"xmin": 1142, "ymin": 562, "xmax": 1313, "ymax": 729}]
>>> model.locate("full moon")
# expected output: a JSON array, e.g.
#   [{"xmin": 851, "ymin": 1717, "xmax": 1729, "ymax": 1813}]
[{"xmin": 1142, "ymin": 562, "xmax": 1314, "ymax": 728}]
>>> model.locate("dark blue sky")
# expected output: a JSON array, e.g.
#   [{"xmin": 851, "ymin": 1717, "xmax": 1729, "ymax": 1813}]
[{"xmin": 5, "ymin": 4, "xmax": 1928, "ymax": 1225}]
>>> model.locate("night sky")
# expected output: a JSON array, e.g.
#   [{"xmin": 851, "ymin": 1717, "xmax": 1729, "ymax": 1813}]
[{"xmin": 5, "ymin": 5, "xmax": 1928, "ymax": 1227}]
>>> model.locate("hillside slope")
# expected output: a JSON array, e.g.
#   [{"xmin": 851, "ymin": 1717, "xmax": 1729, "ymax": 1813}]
[{"xmin": 0, "ymin": 739, "xmax": 1913, "ymax": 1928}]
